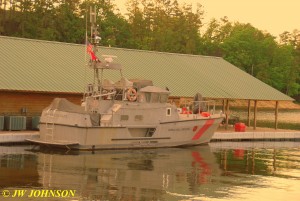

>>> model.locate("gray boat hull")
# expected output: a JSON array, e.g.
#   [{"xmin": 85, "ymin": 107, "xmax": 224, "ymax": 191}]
[{"xmin": 28, "ymin": 117, "xmax": 222, "ymax": 150}]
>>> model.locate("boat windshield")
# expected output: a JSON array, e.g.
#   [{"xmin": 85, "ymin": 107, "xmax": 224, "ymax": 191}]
[{"xmin": 142, "ymin": 92, "xmax": 169, "ymax": 103}]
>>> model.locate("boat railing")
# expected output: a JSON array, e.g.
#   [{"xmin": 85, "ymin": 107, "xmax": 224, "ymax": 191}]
[
  {"xmin": 180, "ymin": 100, "xmax": 216, "ymax": 116},
  {"xmin": 92, "ymin": 91, "xmax": 116, "ymax": 98}
]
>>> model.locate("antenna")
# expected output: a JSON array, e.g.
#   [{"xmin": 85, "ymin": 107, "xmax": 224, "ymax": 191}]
[
  {"xmin": 90, "ymin": 6, "xmax": 96, "ymax": 24},
  {"xmin": 90, "ymin": 6, "xmax": 101, "ymax": 44}
]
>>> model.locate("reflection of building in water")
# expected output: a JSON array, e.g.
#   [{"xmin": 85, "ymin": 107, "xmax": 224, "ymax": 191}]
[
  {"xmin": 36, "ymin": 147, "xmax": 219, "ymax": 200},
  {"xmin": 211, "ymin": 141, "xmax": 300, "ymax": 177},
  {"xmin": 0, "ymin": 146, "xmax": 39, "ymax": 188}
]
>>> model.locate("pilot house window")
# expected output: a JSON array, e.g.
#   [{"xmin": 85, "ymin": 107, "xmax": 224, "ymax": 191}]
[
  {"xmin": 160, "ymin": 94, "xmax": 168, "ymax": 103},
  {"xmin": 143, "ymin": 92, "xmax": 169, "ymax": 103},
  {"xmin": 151, "ymin": 93, "xmax": 159, "ymax": 103},
  {"xmin": 145, "ymin": 92, "xmax": 151, "ymax": 102}
]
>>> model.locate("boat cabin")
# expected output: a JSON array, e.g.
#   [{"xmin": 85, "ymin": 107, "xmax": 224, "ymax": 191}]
[{"xmin": 138, "ymin": 86, "xmax": 170, "ymax": 104}]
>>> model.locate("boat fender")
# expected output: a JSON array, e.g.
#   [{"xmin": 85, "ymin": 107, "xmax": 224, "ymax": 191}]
[
  {"xmin": 181, "ymin": 107, "xmax": 192, "ymax": 114},
  {"xmin": 127, "ymin": 88, "xmax": 137, "ymax": 102},
  {"xmin": 201, "ymin": 112, "xmax": 210, "ymax": 117}
]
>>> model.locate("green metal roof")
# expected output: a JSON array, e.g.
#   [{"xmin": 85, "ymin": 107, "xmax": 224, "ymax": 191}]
[{"xmin": 0, "ymin": 36, "xmax": 293, "ymax": 101}]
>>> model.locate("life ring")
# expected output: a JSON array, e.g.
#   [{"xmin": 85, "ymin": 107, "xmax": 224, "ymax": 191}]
[{"xmin": 127, "ymin": 88, "xmax": 137, "ymax": 102}]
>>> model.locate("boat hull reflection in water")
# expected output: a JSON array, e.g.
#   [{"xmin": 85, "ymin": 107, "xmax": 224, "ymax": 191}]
[{"xmin": 0, "ymin": 142, "xmax": 299, "ymax": 201}]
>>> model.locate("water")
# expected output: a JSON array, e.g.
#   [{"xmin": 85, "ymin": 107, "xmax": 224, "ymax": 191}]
[{"xmin": 0, "ymin": 144, "xmax": 300, "ymax": 201}]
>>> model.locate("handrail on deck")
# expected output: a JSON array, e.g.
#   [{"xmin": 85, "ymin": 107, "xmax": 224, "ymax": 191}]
[{"xmin": 181, "ymin": 100, "xmax": 216, "ymax": 115}]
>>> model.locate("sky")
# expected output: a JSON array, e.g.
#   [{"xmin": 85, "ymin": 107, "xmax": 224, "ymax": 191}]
[{"xmin": 113, "ymin": 0, "xmax": 300, "ymax": 37}]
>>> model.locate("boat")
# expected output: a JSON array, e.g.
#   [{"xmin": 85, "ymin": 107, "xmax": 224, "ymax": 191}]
[{"xmin": 26, "ymin": 9, "xmax": 224, "ymax": 150}]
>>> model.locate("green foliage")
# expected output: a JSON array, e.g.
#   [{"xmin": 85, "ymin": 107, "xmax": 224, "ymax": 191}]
[
  {"xmin": 125, "ymin": 0, "xmax": 204, "ymax": 53},
  {"xmin": 221, "ymin": 23, "xmax": 277, "ymax": 75},
  {"xmin": 202, "ymin": 18, "xmax": 299, "ymax": 96},
  {"xmin": 0, "ymin": 0, "xmax": 299, "ymax": 96}
]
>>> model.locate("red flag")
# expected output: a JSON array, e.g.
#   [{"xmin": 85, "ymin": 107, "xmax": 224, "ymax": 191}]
[
  {"xmin": 86, "ymin": 42, "xmax": 100, "ymax": 62},
  {"xmin": 87, "ymin": 43, "xmax": 93, "ymax": 54}
]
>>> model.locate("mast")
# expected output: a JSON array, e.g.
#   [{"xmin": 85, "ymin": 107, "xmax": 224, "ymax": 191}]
[
  {"xmin": 82, "ymin": 5, "xmax": 125, "ymax": 111},
  {"xmin": 90, "ymin": 6, "xmax": 102, "ymax": 95},
  {"xmin": 82, "ymin": 6, "xmax": 103, "ymax": 112}
]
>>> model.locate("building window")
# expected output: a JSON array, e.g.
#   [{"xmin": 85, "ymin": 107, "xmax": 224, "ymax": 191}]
[{"xmin": 166, "ymin": 108, "xmax": 171, "ymax": 116}]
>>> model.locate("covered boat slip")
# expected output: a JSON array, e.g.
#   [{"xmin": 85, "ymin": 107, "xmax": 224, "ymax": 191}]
[
  {"xmin": 0, "ymin": 36, "xmax": 294, "ymax": 131},
  {"xmin": 1, "ymin": 36, "xmax": 294, "ymax": 97},
  {"xmin": 221, "ymin": 99, "xmax": 283, "ymax": 130},
  {"xmin": 0, "ymin": 36, "xmax": 293, "ymax": 142}
]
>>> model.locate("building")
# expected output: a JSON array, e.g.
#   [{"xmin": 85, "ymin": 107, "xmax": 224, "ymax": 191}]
[{"xmin": 0, "ymin": 36, "xmax": 294, "ymax": 129}]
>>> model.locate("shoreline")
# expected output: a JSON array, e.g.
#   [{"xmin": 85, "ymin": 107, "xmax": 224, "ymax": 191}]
[{"xmin": 216, "ymin": 100, "xmax": 300, "ymax": 110}]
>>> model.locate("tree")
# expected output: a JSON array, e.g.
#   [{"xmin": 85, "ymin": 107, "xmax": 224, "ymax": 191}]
[
  {"xmin": 125, "ymin": 0, "xmax": 147, "ymax": 49},
  {"xmin": 221, "ymin": 23, "xmax": 277, "ymax": 76},
  {"xmin": 54, "ymin": 0, "xmax": 84, "ymax": 43},
  {"xmin": 125, "ymin": 0, "xmax": 204, "ymax": 53},
  {"xmin": 277, "ymin": 30, "xmax": 300, "ymax": 95},
  {"xmin": 200, "ymin": 17, "xmax": 232, "ymax": 56}
]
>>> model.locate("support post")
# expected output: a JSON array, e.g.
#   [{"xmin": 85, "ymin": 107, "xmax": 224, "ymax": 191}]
[
  {"xmin": 253, "ymin": 100, "xmax": 258, "ymax": 130},
  {"xmin": 275, "ymin": 101, "xmax": 279, "ymax": 130},
  {"xmin": 225, "ymin": 99, "xmax": 230, "ymax": 130},
  {"xmin": 247, "ymin": 100, "xmax": 251, "ymax": 127}
]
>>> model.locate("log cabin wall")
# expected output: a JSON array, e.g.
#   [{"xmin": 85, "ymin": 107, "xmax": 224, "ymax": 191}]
[{"xmin": 0, "ymin": 90, "xmax": 82, "ymax": 116}]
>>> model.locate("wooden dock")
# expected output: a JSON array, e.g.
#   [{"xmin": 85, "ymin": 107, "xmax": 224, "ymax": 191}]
[
  {"xmin": 212, "ymin": 126, "xmax": 300, "ymax": 141},
  {"xmin": 212, "ymin": 131, "xmax": 300, "ymax": 141},
  {"xmin": 0, "ymin": 131, "xmax": 39, "ymax": 144}
]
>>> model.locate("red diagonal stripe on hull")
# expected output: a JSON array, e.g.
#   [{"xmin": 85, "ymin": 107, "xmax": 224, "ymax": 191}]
[{"xmin": 192, "ymin": 119, "xmax": 215, "ymax": 140}]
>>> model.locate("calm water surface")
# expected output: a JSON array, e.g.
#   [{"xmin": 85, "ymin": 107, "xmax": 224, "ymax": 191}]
[{"xmin": 0, "ymin": 143, "xmax": 300, "ymax": 201}]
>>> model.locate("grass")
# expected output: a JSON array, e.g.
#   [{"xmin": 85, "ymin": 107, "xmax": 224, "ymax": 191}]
[{"xmin": 238, "ymin": 119, "xmax": 300, "ymax": 131}]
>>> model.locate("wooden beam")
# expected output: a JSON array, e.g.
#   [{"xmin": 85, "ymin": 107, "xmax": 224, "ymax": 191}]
[
  {"xmin": 275, "ymin": 101, "xmax": 279, "ymax": 130},
  {"xmin": 253, "ymin": 100, "xmax": 258, "ymax": 130},
  {"xmin": 247, "ymin": 100, "xmax": 251, "ymax": 127},
  {"xmin": 225, "ymin": 99, "xmax": 230, "ymax": 130}
]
